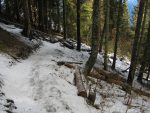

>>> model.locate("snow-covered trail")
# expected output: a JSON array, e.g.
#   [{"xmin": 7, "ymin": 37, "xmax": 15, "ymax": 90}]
[
  {"xmin": 1, "ymin": 22, "xmax": 150, "ymax": 113},
  {"xmin": 0, "ymin": 42, "xmax": 98, "ymax": 113},
  {"xmin": 1, "ymin": 50, "xmax": 48, "ymax": 113}
]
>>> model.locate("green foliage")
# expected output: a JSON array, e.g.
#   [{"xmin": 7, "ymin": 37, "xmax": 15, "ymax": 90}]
[
  {"xmin": 66, "ymin": 0, "xmax": 92, "ymax": 41},
  {"xmin": 120, "ymin": 0, "xmax": 131, "ymax": 38},
  {"xmin": 80, "ymin": 1, "xmax": 92, "ymax": 41},
  {"xmin": 66, "ymin": 0, "xmax": 76, "ymax": 38}
]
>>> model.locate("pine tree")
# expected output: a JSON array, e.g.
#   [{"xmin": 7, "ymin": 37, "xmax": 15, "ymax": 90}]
[
  {"xmin": 127, "ymin": 0, "xmax": 146, "ymax": 85},
  {"xmin": 63, "ymin": 0, "xmax": 67, "ymax": 39},
  {"xmin": 76, "ymin": 0, "xmax": 81, "ymax": 51},
  {"xmin": 0, "ymin": 0, "xmax": 2, "ymax": 14},
  {"xmin": 84, "ymin": 0, "xmax": 101, "ymax": 76},
  {"xmin": 22, "ymin": 0, "xmax": 32, "ymax": 37},
  {"xmin": 104, "ymin": 0, "xmax": 110, "ymax": 70},
  {"xmin": 43, "ymin": 0, "xmax": 48, "ymax": 32},
  {"xmin": 112, "ymin": 0, "xmax": 123, "ymax": 70},
  {"xmin": 138, "ymin": 21, "xmax": 150, "ymax": 82},
  {"xmin": 120, "ymin": 0, "xmax": 130, "ymax": 38}
]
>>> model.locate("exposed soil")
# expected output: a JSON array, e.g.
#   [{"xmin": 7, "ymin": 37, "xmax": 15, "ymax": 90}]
[{"xmin": 0, "ymin": 28, "xmax": 32, "ymax": 59}]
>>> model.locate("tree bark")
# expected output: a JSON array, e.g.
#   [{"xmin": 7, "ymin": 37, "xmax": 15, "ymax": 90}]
[
  {"xmin": 56, "ymin": 0, "xmax": 60, "ymax": 32},
  {"xmin": 112, "ymin": 0, "xmax": 122, "ymax": 70},
  {"xmin": 63, "ymin": 0, "xmax": 67, "ymax": 39},
  {"xmin": 137, "ymin": 22, "xmax": 150, "ymax": 82},
  {"xmin": 76, "ymin": 0, "xmax": 81, "ymax": 51},
  {"xmin": 5, "ymin": 0, "xmax": 10, "ymax": 18},
  {"xmin": 104, "ymin": 0, "xmax": 110, "ymax": 70},
  {"xmin": 0, "ymin": 0, "xmax": 2, "ymax": 14},
  {"xmin": 22, "ymin": 0, "xmax": 32, "ymax": 37},
  {"xmin": 38, "ymin": 0, "xmax": 44, "ymax": 30},
  {"xmin": 14, "ymin": 0, "xmax": 20, "ymax": 22},
  {"xmin": 127, "ymin": 0, "xmax": 145, "ymax": 85},
  {"xmin": 136, "ymin": 0, "xmax": 148, "ymax": 63},
  {"xmin": 44, "ymin": 0, "xmax": 48, "ymax": 32},
  {"xmin": 28, "ymin": 0, "xmax": 33, "ymax": 25},
  {"xmin": 84, "ymin": 0, "xmax": 101, "ymax": 76},
  {"xmin": 146, "ymin": 65, "xmax": 150, "ymax": 80},
  {"xmin": 99, "ymin": 22, "xmax": 106, "ymax": 52}
]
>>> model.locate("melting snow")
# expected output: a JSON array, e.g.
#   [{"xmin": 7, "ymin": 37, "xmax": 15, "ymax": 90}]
[{"xmin": 0, "ymin": 23, "xmax": 150, "ymax": 113}]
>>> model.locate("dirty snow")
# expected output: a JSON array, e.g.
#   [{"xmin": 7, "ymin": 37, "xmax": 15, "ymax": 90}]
[{"xmin": 0, "ymin": 23, "xmax": 150, "ymax": 113}]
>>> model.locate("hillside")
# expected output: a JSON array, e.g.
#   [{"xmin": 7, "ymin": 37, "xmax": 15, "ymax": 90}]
[{"xmin": 0, "ymin": 22, "xmax": 150, "ymax": 113}]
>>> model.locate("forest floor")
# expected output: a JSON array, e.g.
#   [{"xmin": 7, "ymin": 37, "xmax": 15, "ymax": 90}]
[{"xmin": 0, "ymin": 22, "xmax": 150, "ymax": 113}]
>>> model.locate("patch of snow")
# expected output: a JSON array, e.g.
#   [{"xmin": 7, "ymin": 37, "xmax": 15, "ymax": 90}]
[{"xmin": 0, "ymin": 23, "xmax": 149, "ymax": 113}]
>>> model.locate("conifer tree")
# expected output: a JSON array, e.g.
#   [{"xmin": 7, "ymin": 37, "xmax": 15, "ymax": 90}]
[
  {"xmin": 104, "ymin": 0, "xmax": 110, "ymax": 70},
  {"xmin": 84, "ymin": 0, "xmax": 101, "ymax": 76},
  {"xmin": 127, "ymin": 0, "xmax": 145, "ymax": 85},
  {"xmin": 77, "ymin": 0, "xmax": 81, "ymax": 51},
  {"xmin": 112, "ymin": 0, "xmax": 123, "ymax": 70},
  {"xmin": 120, "ymin": 0, "xmax": 130, "ymax": 38}
]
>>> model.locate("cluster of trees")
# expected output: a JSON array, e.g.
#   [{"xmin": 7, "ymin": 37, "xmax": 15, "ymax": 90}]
[{"xmin": 0, "ymin": 0, "xmax": 149, "ymax": 85}]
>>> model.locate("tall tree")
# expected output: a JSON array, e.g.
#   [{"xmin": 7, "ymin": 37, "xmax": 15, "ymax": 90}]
[
  {"xmin": 63, "ymin": 0, "xmax": 67, "ymax": 39},
  {"xmin": 38, "ymin": 0, "xmax": 44, "ymax": 30},
  {"xmin": 112, "ymin": 0, "xmax": 123, "ymax": 70},
  {"xmin": 120, "ymin": 0, "xmax": 130, "ymax": 37},
  {"xmin": 5, "ymin": 0, "xmax": 10, "ymax": 18},
  {"xmin": 127, "ymin": 0, "xmax": 145, "ymax": 85},
  {"xmin": 104, "ymin": 0, "xmax": 110, "ymax": 70},
  {"xmin": 56, "ymin": 0, "xmax": 61, "ymax": 32},
  {"xmin": 22, "ymin": 0, "xmax": 32, "ymax": 37},
  {"xmin": 137, "ymin": 21, "xmax": 150, "ymax": 82},
  {"xmin": 14, "ymin": 0, "xmax": 20, "ymax": 22},
  {"xmin": 99, "ymin": 22, "xmax": 106, "ymax": 52},
  {"xmin": 43, "ymin": 0, "xmax": 48, "ymax": 31},
  {"xmin": 0, "ymin": 0, "xmax": 1, "ymax": 14},
  {"xmin": 84, "ymin": 0, "xmax": 101, "ymax": 76},
  {"xmin": 76, "ymin": 0, "xmax": 81, "ymax": 51},
  {"xmin": 136, "ymin": 0, "xmax": 148, "ymax": 66}
]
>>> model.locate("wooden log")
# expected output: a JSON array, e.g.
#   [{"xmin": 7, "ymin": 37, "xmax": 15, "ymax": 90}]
[
  {"xmin": 74, "ymin": 67, "xmax": 87, "ymax": 97},
  {"xmin": 57, "ymin": 61, "xmax": 83, "ymax": 66},
  {"xmin": 60, "ymin": 41, "xmax": 75, "ymax": 49}
]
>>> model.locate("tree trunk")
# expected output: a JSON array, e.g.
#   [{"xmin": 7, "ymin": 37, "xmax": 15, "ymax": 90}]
[
  {"xmin": 0, "ymin": 0, "xmax": 2, "ymax": 14},
  {"xmin": 127, "ymin": 0, "xmax": 145, "ymax": 85},
  {"xmin": 99, "ymin": 22, "xmax": 106, "ymax": 52},
  {"xmin": 146, "ymin": 65, "xmax": 150, "ymax": 80},
  {"xmin": 14, "ymin": 0, "xmax": 20, "ymax": 22},
  {"xmin": 38, "ymin": 0, "xmax": 44, "ymax": 30},
  {"xmin": 56, "ymin": 0, "xmax": 60, "ymax": 32},
  {"xmin": 112, "ymin": 0, "xmax": 122, "ymax": 70},
  {"xmin": 22, "ymin": 0, "xmax": 32, "ymax": 37},
  {"xmin": 84, "ymin": 0, "xmax": 101, "ymax": 76},
  {"xmin": 104, "ymin": 0, "xmax": 110, "ymax": 70},
  {"xmin": 44, "ymin": 0, "xmax": 48, "ymax": 32},
  {"xmin": 28, "ymin": 0, "xmax": 33, "ymax": 25},
  {"xmin": 5, "ymin": 0, "xmax": 10, "ymax": 18},
  {"xmin": 63, "ymin": 0, "xmax": 67, "ymax": 39},
  {"xmin": 136, "ymin": 0, "xmax": 148, "ymax": 66},
  {"xmin": 137, "ymin": 22, "xmax": 150, "ymax": 82},
  {"xmin": 76, "ymin": 0, "xmax": 81, "ymax": 51}
]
